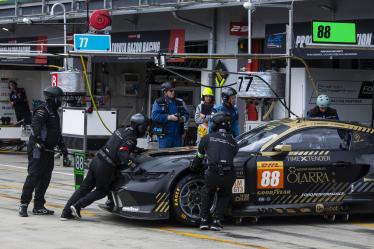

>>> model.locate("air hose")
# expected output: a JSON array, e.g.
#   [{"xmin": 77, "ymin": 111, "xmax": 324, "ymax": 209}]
[{"xmin": 80, "ymin": 56, "xmax": 113, "ymax": 134}]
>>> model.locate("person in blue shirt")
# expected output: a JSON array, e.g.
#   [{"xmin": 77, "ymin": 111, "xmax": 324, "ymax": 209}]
[
  {"xmin": 307, "ymin": 94, "xmax": 339, "ymax": 120},
  {"xmin": 151, "ymin": 81, "xmax": 189, "ymax": 148},
  {"xmin": 209, "ymin": 87, "xmax": 239, "ymax": 137}
]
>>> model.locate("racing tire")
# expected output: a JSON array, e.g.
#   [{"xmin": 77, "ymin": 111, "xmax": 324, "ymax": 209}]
[{"xmin": 171, "ymin": 174, "xmax": 212, "ymax": 226}]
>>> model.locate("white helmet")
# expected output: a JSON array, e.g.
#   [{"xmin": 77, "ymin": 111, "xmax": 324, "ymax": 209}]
[{"xmin": 316, "ymin": 94, "xmax": 330, "ymax": 108}]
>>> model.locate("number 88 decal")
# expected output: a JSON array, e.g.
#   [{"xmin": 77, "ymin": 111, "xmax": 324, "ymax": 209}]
[{"xmin": 257, "ymin": 161, "xmax": 284, "ymax": 189}]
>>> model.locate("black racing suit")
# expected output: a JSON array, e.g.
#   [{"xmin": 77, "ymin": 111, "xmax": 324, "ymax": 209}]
[
  {"xmin": 20, "ymin": 103, "xmax": 66, "ymax": 208},
  {"xmin": 196, "ymin": 130, "xmax": 238, "ymax": 221},
  {"xmin": 9, "ymin": 88, "xmax": 31, "ymax": 125},
  {"xmin": 62, "ymin": 127, "xmax": 138, "ymax": 214}
]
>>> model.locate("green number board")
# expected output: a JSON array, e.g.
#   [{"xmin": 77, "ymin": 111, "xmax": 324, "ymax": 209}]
[
  {"xmin": 74, "ymin": 152, "xmax": 86, "ymax": 190},
  {"xmin": 312, "ymin": 21, "xmax": 357, "ymax": 44}
]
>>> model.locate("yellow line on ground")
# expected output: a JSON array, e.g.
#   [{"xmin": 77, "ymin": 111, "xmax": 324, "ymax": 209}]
[
  {"xmin": 157, "ymin": 227, "xmax": 268, "ymax": 249},
  {"xmin": 353, "ymin": 223, "xmax": 374, "ymax": 229}
]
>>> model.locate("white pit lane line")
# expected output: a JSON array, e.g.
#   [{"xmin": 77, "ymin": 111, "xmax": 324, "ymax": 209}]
[{"xmin": 0, "ymin": 163, "xmax": 73, "ymax": 176}]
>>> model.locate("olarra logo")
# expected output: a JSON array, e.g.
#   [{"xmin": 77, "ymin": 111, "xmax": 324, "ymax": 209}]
[{"xmin": 287, "ymin": 167, "xmax": 330, "ymax": 184}]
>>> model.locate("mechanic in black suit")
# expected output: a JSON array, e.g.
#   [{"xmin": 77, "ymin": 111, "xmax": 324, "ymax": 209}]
[
  {"xmin": 60, "ymin": 113, "xmax": 149, "ymax": 220},
  {"xmin": 190, "ymin": 112, "xmax": 239, "ymax": 231}
]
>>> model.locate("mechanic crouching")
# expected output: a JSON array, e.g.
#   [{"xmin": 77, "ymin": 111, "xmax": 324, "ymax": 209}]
[
  {"xmin": 60, "ymin": 113, "xmax": 149, "ymax": 220},
  {"xmin": 190, "ymin": 112, "xmax": 239, "ymax": 231}
]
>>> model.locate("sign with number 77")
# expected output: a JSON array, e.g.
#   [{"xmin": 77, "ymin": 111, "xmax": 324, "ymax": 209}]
[{"xmin": 257, "ymin": 161, "xmax": 284, "ymax": 189}]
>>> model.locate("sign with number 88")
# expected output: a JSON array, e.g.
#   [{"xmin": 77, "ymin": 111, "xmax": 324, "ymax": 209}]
[{"xmin": 257, "ymin": 161, "xmax": 284, "ymax": 189}]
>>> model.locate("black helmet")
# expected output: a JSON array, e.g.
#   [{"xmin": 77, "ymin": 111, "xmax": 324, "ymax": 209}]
[
  {"xmin": 221, "ymin": 87, "xmax": 237, "ymax": 102},
  {"xmin": 43, "ymin": 86, "xmax": 64, "ymax": 99},
  {"xmin": 211, "ymin": 112, "xmax": 231, "ymax": 132},
  {"xmin": 130, "ymin": 113, "xmax": 149, "ymax": 137},
  {"xmin": 160, "ymin": 81, "xmax": 176, "ymax": 92}
]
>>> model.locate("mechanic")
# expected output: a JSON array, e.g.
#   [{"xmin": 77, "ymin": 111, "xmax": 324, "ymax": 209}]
[
  {"xmin": 209, "ymin": 87, "xmax": 239, "ymax": 137},
  {"xmin": 195, "ymin": 87, "xmax": 214, "ymax": 144},
  {"xmin": 190, "ymin": 112, "xmax": 238, "ymax": 231},
  {"xmin": 19, "ymin": 86, "xmax": 68, "ymax": 217},
  {"xmin": 307, "ymin": 94, "xmax": 339, "ymax": 120},
  {"xmin": 151, "ymin": 81, "xmax": 189, "ymax": 148},
  {"xmin": 9, "ymin": 80, "xmax": 31, "ymax": 125},
  {"xmin": 60, "ymin": 113, "xmax": 149, "ymax": 220}
]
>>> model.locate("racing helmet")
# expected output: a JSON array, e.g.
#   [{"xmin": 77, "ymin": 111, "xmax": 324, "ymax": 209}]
[
  {"xmin": 160, "ymin": 81, "xmax": 176, "ymax": 92},
  {"xmin": 316, "ymin": 94, "xmax": 331, "ymax": 108},
  {"xmin": 130, "ymin": 113, "xmax": 149, "ymax": 137},
  {"xmin": 43, "ymin": 86, "xmax": 64, "ymax": 109},
  {"xmin": 43, "ymin": 86, "xmax": 64, "ymax": 99},
  {"xmin": 211, "ymin": 112, "xmax": 231, "ymax": 132},
  {"xmin": 221, "ymin": 87, "xmax": 237, "ymax": 102},
  {"xmin": 202, "ymin": 87, "xmax": 213, "ymax": 97}
]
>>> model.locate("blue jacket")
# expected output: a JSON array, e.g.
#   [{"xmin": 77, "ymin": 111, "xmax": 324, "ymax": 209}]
[
  {"xmin": 307, "ymin": 106, "xmax": 339, "ymax": 120},
  {"xmin": 151, "ymin": 97, "xmax": 189, "ymax": 136},
  {"xmin": 209, "ymin": 103, "xmax": 240, "ymax": 138}
]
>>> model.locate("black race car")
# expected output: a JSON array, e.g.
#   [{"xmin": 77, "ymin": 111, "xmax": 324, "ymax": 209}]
[{"xmin": 101, "ymin": 119, "xmax": 374, "ymax": 225}]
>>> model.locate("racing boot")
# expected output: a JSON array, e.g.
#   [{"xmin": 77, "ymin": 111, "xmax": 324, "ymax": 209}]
[
  {"xmin": 210, "ymin": 219, "xmax": 223, "ymax": 231},
  {"xmin": 70, "ymin": 204, "xmax": 81, "ymax": 219},
  {"xmin": 60, "ymin": 211, "xmax": 75, "ymax": 221},
  {"xmin": 33, "ymin": 206, "xmax": 55, "ymax": 215},
  {"xmin": 19, "ymin": 204, "xmax": 28, "ymax": 217},
  {"xmin": 104, "ymin": 199, "xmax": 115, "ymax": 211},
  {"xmin": 199, "ymin": 218, "xmax": 210, "ymax": 230}
]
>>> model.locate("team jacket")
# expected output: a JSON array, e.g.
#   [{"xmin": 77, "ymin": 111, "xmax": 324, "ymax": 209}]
[
  {"xmin": 198, "ymin": 130, "xmax": 239, "ymax": 166},
  {"xmin": 151, "ymin": 96, "xmax": 189, "ymax": 136},
  {"xmin": 307, "ymin": 106, "xmax": 339, "ymax": 120},
  {"xmin": 30, "ymin": 103, "xmax": 64, "ymax": 149},
  {"xmin": 99, "ymin": 127, "xmax": 138, "ymax": 168}
]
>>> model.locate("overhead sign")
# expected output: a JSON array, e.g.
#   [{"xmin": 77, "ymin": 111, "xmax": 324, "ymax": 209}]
[
  {"xmin": 230, "ymin": 22, "xmax": 248, "ymax": 36},
  {"xmin": 0, "ymin": 36, "xmax": 47, "ymax": 65},
  {"xmin": 312, "ymin": 21, "xmax": 357, "ymax": 44},
  {"xmin": 93, "ymin": 29, "xmax": 185, "ymax": 63},
  {"xmin": 74, "ymin": 34, "xmax": 111, "ymax": 52},
  {"xmin": 265, "ymin": 19, "xmax": 374, "ymax": 59}
]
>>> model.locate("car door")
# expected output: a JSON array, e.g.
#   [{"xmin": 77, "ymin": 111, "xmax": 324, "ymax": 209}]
[{"xmin": 254, "ymin": 127, "xmax": 369, "ymax": 206}]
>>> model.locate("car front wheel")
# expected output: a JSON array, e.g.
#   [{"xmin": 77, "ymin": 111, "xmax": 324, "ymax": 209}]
[{"xmin": 171, "ymin": 174, "xmax": 208, "ymax": 226}]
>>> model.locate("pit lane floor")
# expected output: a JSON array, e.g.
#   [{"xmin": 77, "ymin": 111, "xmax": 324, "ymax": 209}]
[{"xmin": 0, "ymin": 153, "xmax": 374, "ymax": 249}]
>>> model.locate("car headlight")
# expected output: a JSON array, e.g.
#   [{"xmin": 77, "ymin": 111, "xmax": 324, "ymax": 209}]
[{"xmin": 130, "ymin": 172, "xmax": 168, "ymax": 181}]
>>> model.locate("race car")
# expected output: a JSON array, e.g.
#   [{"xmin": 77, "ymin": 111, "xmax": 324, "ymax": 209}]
[{"xmin": 101, "ymin": 119, "xmax": 374, "ymax": 225}]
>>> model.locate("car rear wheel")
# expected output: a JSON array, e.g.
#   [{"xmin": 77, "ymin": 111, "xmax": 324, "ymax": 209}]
[{"xmin": 171, "ymin": 174, "xmax": 216, "ymax": 226}]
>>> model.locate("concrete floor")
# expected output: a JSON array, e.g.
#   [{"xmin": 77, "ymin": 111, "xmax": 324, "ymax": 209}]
[{"xmin": 1, "ymin": 153, "xmax": 374, "ymax": 249}]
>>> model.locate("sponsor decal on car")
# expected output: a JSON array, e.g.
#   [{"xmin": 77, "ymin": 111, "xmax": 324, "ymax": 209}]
[
  {"xmin": 234, "ymin": 194, "xmax": 250, "ymax": 202},
  {"xmin": 232, "ymin": 179, "xmax": 245, "ymax": 194},
  {"xmin": 287, "ymin": 167, "xmax": 330, "ymax": 184},
  {"xmin": 257, "ymin": 189, "xmax": 291, "ymax": 195},
  {"xmin": 257, "ymin": 161, "xmax": 284, "ymax": 189},
  {"xmin": 122, "ymin": 206, "xmax": 140, "ymax": 212}
]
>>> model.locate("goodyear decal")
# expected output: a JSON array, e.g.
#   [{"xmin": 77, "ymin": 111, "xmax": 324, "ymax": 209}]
[
  {"xmin": 155, "ymin": 192, "xmax": 169, "ymax": 213},
  {"xmin": 257, "ymin": 161, "xmax": 284, "ymax": 189}
]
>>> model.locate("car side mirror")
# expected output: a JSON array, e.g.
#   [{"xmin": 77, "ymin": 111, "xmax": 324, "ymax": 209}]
[{"xmin": 260, "ymin": 144, "xmax": 292, "ymax": 157}]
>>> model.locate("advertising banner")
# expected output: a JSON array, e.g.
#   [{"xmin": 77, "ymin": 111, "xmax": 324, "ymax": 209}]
[
  {"xmin": 265, "ymin": 19, "xmax": 374, "ymax": 59},
  {"xmin": 0, "ymin": 36, "xmax": 47, "ymax": 65},
  {"xmin": 93, "ymin": 29, "xmax": 185, "ymax": 63}
]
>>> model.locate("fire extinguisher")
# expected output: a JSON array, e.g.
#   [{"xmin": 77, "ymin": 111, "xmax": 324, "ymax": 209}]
[{"xmin": 247, "ymin": 101, "xmax": 258, "ymax": 121}]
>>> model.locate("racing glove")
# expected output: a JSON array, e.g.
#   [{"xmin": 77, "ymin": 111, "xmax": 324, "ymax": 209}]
[{"xmin": 190, "ymin": 157, "xmax": 203, "ymax": 173}]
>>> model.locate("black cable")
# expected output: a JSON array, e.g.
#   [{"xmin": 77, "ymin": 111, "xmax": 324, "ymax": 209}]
[{"xmin": 162, "ymin": 66, "xmax": 299, "ymax": 117}]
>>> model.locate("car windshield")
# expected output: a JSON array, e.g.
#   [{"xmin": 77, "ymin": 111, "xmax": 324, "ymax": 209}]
[{"xmin": 237, "ymin": 122, "xmax": 289, "ymax": 152}]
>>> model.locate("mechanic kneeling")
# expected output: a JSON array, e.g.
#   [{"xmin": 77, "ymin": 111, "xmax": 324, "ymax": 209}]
[
  {"xmin": 190, "ymin": 112, "xmax": 238, "ymax": 231},
  {"xmin": 60, "ymin": 113, "xmax": 149, "ymax": 220}
]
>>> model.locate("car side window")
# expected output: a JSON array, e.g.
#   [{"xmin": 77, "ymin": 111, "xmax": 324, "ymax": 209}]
[
  {"xmin": 278, "ymin": 128, "xmax": 350, "ymax": 151},
  {"xmin": 350, "ymin": 131, "xmax": 374, "ymax": 152}
]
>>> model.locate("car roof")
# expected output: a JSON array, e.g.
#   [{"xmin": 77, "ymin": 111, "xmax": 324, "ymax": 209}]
[{"xmin": 260, "ymin": 118, "xmax": 374, "ymax": 151}]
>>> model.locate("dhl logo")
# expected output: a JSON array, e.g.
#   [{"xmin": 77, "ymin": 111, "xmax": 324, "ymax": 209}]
[{"xmin": 257, "ymin": 161, "xmax": 284, "ymax": 169}]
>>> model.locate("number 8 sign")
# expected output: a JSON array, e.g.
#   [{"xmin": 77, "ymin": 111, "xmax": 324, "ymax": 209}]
[{"xmin": 257, "ymin": 161, "xmax": 284, "ymax": 189}]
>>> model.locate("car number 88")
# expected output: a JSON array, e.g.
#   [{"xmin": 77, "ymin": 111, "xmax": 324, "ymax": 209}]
[{"xmin": 261, "ymin": 170, "xmax": 281, "ymax": 187}]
